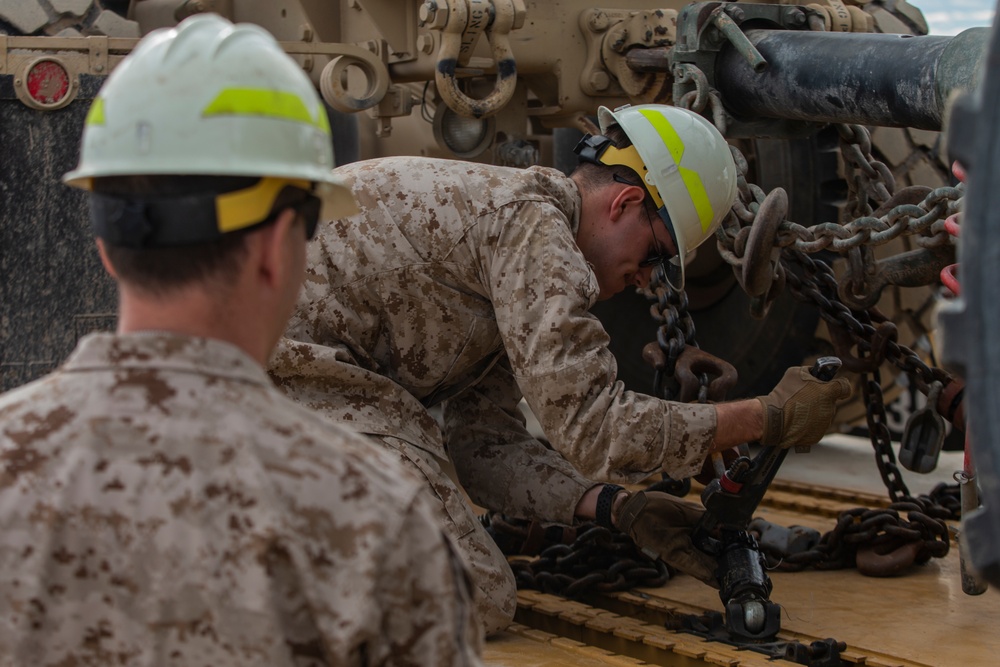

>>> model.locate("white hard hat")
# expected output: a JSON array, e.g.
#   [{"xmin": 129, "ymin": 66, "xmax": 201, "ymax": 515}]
[
  {"xmin": 64, "ymin": 13, "xmax": 356, "ymax": 227},
  {"xmin": 596, "ymin": 104, "xmax": 738, "ymax": 291}
]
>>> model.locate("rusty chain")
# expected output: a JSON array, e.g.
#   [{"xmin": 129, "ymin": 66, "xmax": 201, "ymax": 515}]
[
  {"xmin": 780, "ymin": 248, "xmax": 914, "ymax": 501},
  {"xmin": 646, "ymin": 273, "xmax": 698, "ymax": 401},
  {"xmin": 782, "ymin": 248, "xmax": 952, "ymax": 409},
  {"xmin": 757, "ymin": 497, "xmax": 951, "ymax": 574},
  {"xmin": 482, "ymin": 514, "xmax": 670, "ymax": 598},
  {"xmin": 658, "ymin": 69, "xmax": 960, "ymax": 570},
  {"xmin": 720, "ymin": 128, "xmax": 960, "ymax": 260}
]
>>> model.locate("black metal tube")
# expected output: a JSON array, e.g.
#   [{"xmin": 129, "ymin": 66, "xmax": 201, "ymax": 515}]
[{"xmin": 715, "ymin": 27, "xmax": 988, "ymax": 130}]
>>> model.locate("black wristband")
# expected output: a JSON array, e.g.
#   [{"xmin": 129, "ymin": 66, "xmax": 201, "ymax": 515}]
[{"xmin": 596, "ymin": 484, "xmax": 625, "ymax": 530}]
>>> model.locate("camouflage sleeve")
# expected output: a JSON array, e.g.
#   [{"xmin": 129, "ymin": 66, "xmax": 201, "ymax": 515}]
[
  {"xmin": 373, "ymin": 492, "xmax": 484, "ymax": 666},
  {"xmin": 486, "ymin": 201, "xmax": 718, "ymax": 482},
  {"xmin": 442, "ymin": 358, "xmax": 594, "ymax": 524}
]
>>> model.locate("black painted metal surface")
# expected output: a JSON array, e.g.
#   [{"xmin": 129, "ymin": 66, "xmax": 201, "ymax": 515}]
[{"xmin": 0, "ymin": 74, "xmax": 117, "ymax": 391}]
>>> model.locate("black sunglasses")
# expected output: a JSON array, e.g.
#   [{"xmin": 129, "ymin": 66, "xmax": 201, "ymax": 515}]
[
  {"xmin": 267, "ymin": 187, "xmax": 322, "ymax": 241},
  {"xmin": 296, "ymin": 194, "xmax": 322, "ymax": 241}
]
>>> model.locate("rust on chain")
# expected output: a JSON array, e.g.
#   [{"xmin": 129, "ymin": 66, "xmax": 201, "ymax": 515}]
[
  {"xmin": 718, "ymin": 125, "xmax": 961, "ymax": 271},
  {"xmin": 842, "ymin": 245, "xmax": 874, "ymax": 308},
  {"xmin": 937, "ymin": 376, "xmax": 966, "ymax": 429},
  {"xmin": 642, "ymin": 341, "xmax": 667, "ymax": 370},
  {"xmin": 826, "ymin": 320, "xmax": 898, "ymax": 373},
  {"xmin": 784, "ymin": 249, "xmax": 952, "ymax": 396},
  {"xmin": 742, "ymin": 187, "xmax": 788, "ymax": 297},
  {"xmin": 764, "ymin": 496, "xmax": 952, "ymax": 573},
  {"xmin": 673, "ymin": 346, "xmax": 738, "ymax": 403},
  {"xmin": 856, "ymin": 540, "xmax": 923, "ymax": 576},
  {"xmin": 839, "ymin": 244, "xmax": 956, "ymax": 311},
  {"xmin": 871, "ymin": 185, "xmax": 933, "ymax": 216},
  {"xmin": 749, "ymin": 263, "xmax": 785, "ymax": 320}
]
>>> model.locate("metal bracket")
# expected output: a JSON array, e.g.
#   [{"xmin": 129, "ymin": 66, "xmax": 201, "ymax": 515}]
[
  {"xmin": 579, "ymin": 8, "xmax": 629, "ymax": 97},
  {"xmin": 672, "ymin": 2, "xmax": 820, "ymax": 138},
  {"xmin": 88, "ymin": 35, "xmax": 109, "ymax": 75},
  {"xmin": 579, "ymin": 8, "xmax": 678, "ymax": 102}
]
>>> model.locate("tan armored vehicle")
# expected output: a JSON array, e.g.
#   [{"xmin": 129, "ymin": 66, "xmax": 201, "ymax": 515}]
[
  {"xmin": 2, "ymin": 1, "xmax": 997, "ymax": 664},
  {"xmin": 0, "ymin": 0, "xmax": 972, "ymax": 425}
]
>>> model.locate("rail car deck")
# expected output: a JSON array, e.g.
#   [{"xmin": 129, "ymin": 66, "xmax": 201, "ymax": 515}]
[{"xmin": 482, "ymin": 438, "xmax": 997, "ymax": 666}]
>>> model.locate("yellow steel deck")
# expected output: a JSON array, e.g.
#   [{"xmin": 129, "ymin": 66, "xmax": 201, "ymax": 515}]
[{"xmin": 483, "ymin": 440, "xmax": 998, "ymax": 666}]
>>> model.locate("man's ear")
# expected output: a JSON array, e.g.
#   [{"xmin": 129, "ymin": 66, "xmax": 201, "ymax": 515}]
[
  {"xmin": 95, "ymin": 238, "xmax": 118, "ymax": 279},
  {"xmin": 254, "ymin": 208, "xmax": 299, "ymax": 289},
  {"xmin": 609, "ymin": 184, "xmax": 646, "ymax": 223}
]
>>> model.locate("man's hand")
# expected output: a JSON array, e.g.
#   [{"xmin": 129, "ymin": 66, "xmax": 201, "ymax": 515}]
[
  {"xmin": 615, "ymin": 490, "xmax": 719, "ymax": 586},
  {"xmin": 758, "ymin": 366, "xmax": 853, "ymax": 449}
]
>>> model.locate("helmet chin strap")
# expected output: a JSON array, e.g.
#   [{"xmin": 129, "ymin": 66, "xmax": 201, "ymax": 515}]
[
  {"xmin": 90, "ymin": 177, "xmax": 315, "ymax": 248},
  {"xmin": 654, "ymin": 205, "xmax": 685, "ymax": 292},
  {"xmin": 574, "ymin": 133, "xmax": 666, "ymax": 209}
]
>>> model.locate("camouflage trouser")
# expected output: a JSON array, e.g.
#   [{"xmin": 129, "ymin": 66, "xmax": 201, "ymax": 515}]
[{"xmin": 371, "ymin": 435, "xmax": 517, "ymax": 636}]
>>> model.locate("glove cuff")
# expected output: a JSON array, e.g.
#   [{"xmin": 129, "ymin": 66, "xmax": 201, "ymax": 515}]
[
  {"xmin": 758, "ymin": 396, "xmax": 783, "ymax": 445},
  {"xmin": 596, "ymin": 484, "xmax": 625, "ymax": 529}
]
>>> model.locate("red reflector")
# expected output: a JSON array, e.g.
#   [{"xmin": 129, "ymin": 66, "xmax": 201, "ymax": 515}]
[{"xmin": 26, "ymin": 60, "xmax": 70, "ymax": 106}]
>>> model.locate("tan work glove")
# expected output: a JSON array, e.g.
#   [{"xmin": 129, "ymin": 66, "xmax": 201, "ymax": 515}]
[
  {"xmin": 758, "ymin": 366, "xmax": 853, "ymax": 448},
  {"xmin": 615, "ymin": 490, "xmax": 719, "ymax": 586}
]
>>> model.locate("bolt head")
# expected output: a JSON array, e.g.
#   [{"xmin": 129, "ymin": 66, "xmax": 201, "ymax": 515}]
[
  {"xmin": 589, "ymin": 71, "xmax": 610, "ymax": 91},
  {"xmin": 417, "ymin": 33, "xmax": 436, "ymax": 54},
  {"xmin": 589, "ymin": 11, "xmax": 610, "ymax": 32},
  {"xmin": 419, "ymin": 2, "xmax": 437, "ymax": 24}
]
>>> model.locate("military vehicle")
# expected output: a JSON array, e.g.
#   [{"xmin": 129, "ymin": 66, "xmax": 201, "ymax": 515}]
[
  {"xmin": 2, "ymin": 1, "xmax": 998, "ymax": 665},
  {"xmin": 0, "ymin": 0, "xmax": 975, "ymax": 432}
]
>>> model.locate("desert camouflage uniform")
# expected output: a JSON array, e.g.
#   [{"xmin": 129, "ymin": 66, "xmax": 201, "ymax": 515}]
[
  {"xmin": 0, "ymin": 332, "xmax": 482, "ymax": 667},
  {"xmin": 270, "ymin": 156, "xmax": 718, "ymax": 632}
]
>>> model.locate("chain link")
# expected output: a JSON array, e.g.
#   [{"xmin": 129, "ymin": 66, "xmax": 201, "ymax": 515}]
[
  {"xmin": 647, "ymin": 271, "xmax": 698, "ymax": 401},
  {"xmin": 782, "ymin": 249, "xmax": 952, "ymax": 396},
  {"xmin": 657, "ymin": 66, "xmax": 959, "ymax": 571},
  {"xmin": 483, "ymin": 514, "xmax": 670, "ymax": 598},
  {"xmin": 760, "ymin": 497, "xmax": 952, "ymax": 573}
]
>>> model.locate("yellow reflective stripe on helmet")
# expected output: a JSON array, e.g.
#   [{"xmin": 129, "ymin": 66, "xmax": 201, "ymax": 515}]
[
  {"xmin": 639, "ymin": 109, "xmax": 685, "ymax": 163},
  {"xmin": 639, "ymin": 109, "xmax": 715, "ymax": 231},
  {"xmin": 215, "ymin": 176, "xmax": 311, "ymax": 233},
  {"xmin": 679, "ymin": 167, "xmax": 714, "ymax": 232},
  {"xmin": 202, "ymin": 88, "xmax": 330, "ymax": 134},
  {"xmin": 86, "ymin": 97, "xmax": 106, "ymax": 126}
]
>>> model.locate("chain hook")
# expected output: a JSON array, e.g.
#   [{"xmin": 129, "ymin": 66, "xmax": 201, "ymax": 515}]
[{"xmin": 899, "ymin": 381, "xmax": 947, "ymax": 474}]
